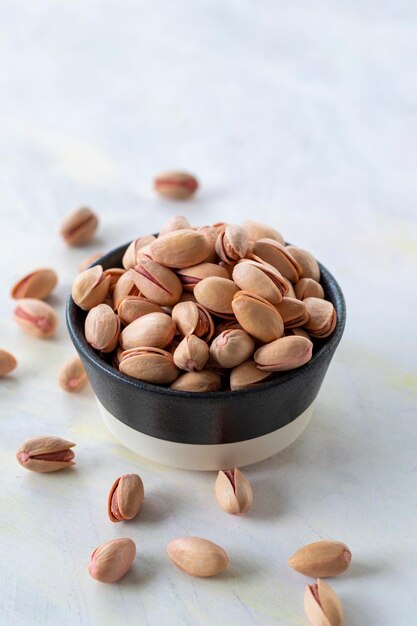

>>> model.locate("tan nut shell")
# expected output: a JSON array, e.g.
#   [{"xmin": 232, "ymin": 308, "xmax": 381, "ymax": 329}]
[
  {"xmin": 289, "ymin": 540, "xmax": 352, "ymax": 578},
  {"xmin": 122, "ymin": 235, "xmax": 156, "ymax": 269},
  {"xmin": 210, "ymin": 329, "xmax": 255, "ymax": 369},
  {"xmin": 170, "ymin": 369, "xmax": 221, "ymax": 392},
  {"xmin": 0, "ymin": 349, "xmax": 17, "ymax": 377},
  {"xmin": 72, "ymin": 265, "xmax": 111, "ymax": 311},
  {"xmin": 172, "ymin": 302, "xmax": 214, "ymax": 341},
  {"xmin": 119, "ymin": 347, "xmax": 179, "ymax": 384},
  {"xmin": 230, "ymin": 360, "xmax": 272, "ymax": 390},
  {"xmin": 58, "ymin": 356, "xmax": 88, "ymax": 392},
  {"xmin": 11, "ymin": 268, "xmax": 57, "ymax": 300},
  {"xmin": 159, "ymin": 214, "xmax": 192, "ymax": 234},
  {"xmin": 215, "ymin": 224, "xmax": 248, "ymax": 263},
  {"xmin": 304, "ymin": 579, "xmax": 344, "ymax": 626},
  {"xmin": 60, "ymin": 206, "xmax": 98, "ymax": 246},
  {"xmin": 240, "ymin": 220, "xmax": 285, "ymax": 244},
  {"xmin": 254, "ymin": 336, "xmax": 313, "ymax": 371},
  {"xmin": 253, "ymin": 239, "xmax": 302, "ymax": 283},
  {"xmin": 13, "ymin": 298, "xmax": 58, "ymax": 338},
  {"xmin": 295, "ymin": 278, "xmax": 324, "ymax": 300},
  {"xmin": 113, "ymin": 270, "xmax": 140, "ymax": 310},
  {"xmin": 232, "ymin": 291, "xmax": 284, "ymax": 343},
  {"xmin": 130, "ymin": 260, "xmax": 182, "ymax": 307},
  {"xmin": 173, "ymin": 335, "xmax": 209, "ymax": 371},
  {"xmin": 177, "ymin": 262, "xmax": 229, "ymax": 291},
  {"xmin": 16, "ymin": 436, "xmax": 76, "ymax": 472},
  {"xmin": 107, "ymin": 474, "xmax": 144, "ymax": 522},
  {"xmin": 275, "ymin": 297, "xmax": 310, "ymax": 328},
  {"xmin": 167, "ymin": 537, "xmax": 229, "ymax": 577},
  {"xmin": 194, "ymin": 277, "xmax": 239, "ymax": 317},
  {"xmin": 286, "ymin": 245, "xmax": 320, "ymax": 282},
  {"xmin": 102, "ymin": 268, "xmax": 125, "ymax": 293},
  {"xmin": 89, "ymin": 538, "xmax": 136, "ymax": 583},
  {"xmin": 303, "ymin": 297, "xmax": 337, "ymax": 338},
  {"xmin": 232, "ymin": 260, "xmax": 288, "ymax": 304},
  {"xmin": 215, "ymin": 468, "xmax": 253, "ymax": 515},
  {"xmin": 150, "ymin": 229, "xmax": 210, "ymax": 268},
  {"xmin": 154, "ymin": 171, "xmax": 198, "ymax": 200},
  {"xmin": 118, "ymin": 296, "xmax": 165, "ymax": 326},
  {"xmin": 85, "ymin": 304, "xmax": 120, "ymax": 353},
  {"xmin": 196, "ymin": 225, "xmax": 219, "ymax": 262},
  {"xmin": 120, "ymin": 312, "xmax": 176, "ymax": 351}
]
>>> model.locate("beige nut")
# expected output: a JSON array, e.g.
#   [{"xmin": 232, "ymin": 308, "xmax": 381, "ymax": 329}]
[
  {"xmin": 177, "ymin": 262, "xmax": 229, "ymax": 291},
  {"xmin": 215, "ymin": 224, "xmax": 248, "ymax": 263},
  {"xmin": 89, "ymin": 538, "xmax": 136, "ymax": 583},
  {"xmin": 275, "ymin": 297, "xmax": 309, "ymax": 328},
  {"xmin": 159, "ymin": 214, "xmax": 192, "ymax": 235},
  {"xmin": 16, "ymin": 436, "xmax": 76, "ymax": 472},
  {"xmin": 119, "ymin": 347, "xmax": 179, "ymax": 384},
  {"xmin": 240, "ymin": 220, "xmax": 285, "ymax": 244},
  {"xmin": 167, "ymin": 537, "xmax": 229, "ymax": 577},
  {"xmin": 13, "ymin": 298, "xmax": 58, "ymax": 338},
  {"xmin": 196, "ymin": 225, "xmax": 219, "ymax": 262},
  {"xmin": 286, "ymin": 245, "xmax": 320, "ymax": 282},
  {"xmin": 289, "ymin": 540, "xmax": 352, "ymax": 578},
  {"xmin": 122, "ymin": 235, "xmax": 156, "ymax": 270},
  {"xmin": 130, "ymin": 260, "xmax": 182, "ymax": 307},
  {"xmin": 11, "ymin": 268, "xmax": 57, "ymax": 300},
  {"xmin": 113, "ymin": 270, "xmax": 140, "ymax": 310},
  {"xmin": 303, "ymin": 297, "xmax": 337, "ymax": 338},
  {"xmin": 170, "ymin": 369, "xmax": 221, "ymax": 392},
  {"xmin": 230, "ymin": 360, "xmax": 272, "ymax": 391},
  {"xmin": 172, "ymin": 301, "xmax": 214, "ymax": 341},
  {"xmin": 60, "ymin": 206, "xmax": 98, "ymax": 246},
  {"xmin": 210, "ymin": 329, "xmax": 255, "ymax": 369},
  {"xmin": 120, "ymin": 312, "xmax": 176, "ymax": 351},
  {"xmin": 118, "ymin": 296, "xmax": 165, "ymax": 326},
  {"xmin": 150, "ymin": 229, "xmax": 210, "ymax": 268},
  {"xmin": 173, "ymin": 335, "xmax": 210, "ymax": 371},
  {"xmin": 58, "ymin": 356, "xmax": 88, "ymax": 392},
  {"xmin": 232, "ymin": 291, "xmax": 284, "ymax": 343},
  {"xmin": 194, "ymin": 277, "xmax": 239, "ymax": 318},
  {"xmin": 232, "ymin": 259, "xmax": 288, "ymax": 304},
  {"xmin": 154, "ymin": 171, "xmax": 198, "ymax": 200},
  {"xmin": 254, "ymin": 336, "xmax": 313, "ymax": 371},
  {"xmin": 102, "ymin": 268, "xmax": 126, "ymax": 294},
  {"xmin": 304, "ymin": 579, "xmax": 344, "ymax": 626},
  {"xmin": 0, "ymin": 349, "xmax": 17, "ymax": 377},
  {"xmin": 72, "ymin": 265, "xmax": 111, "ymax": 311},
  {"xmin": 294, "ymin": 277, "xmax": 324, "ymax": 300},
  {"xmin": 252, "ymin": 239, "xmax": 302, "ymax": 283},
  {"xmin": 108, "ymin": 474, "xmax": 144, "ymax": 522},
  {"xmin": 85, "ymin": 304, "xmax": 120, "ymax": 353},
  {"xmin": 215, "ymin": 468, "xmax": 253, "ymax": 515}
]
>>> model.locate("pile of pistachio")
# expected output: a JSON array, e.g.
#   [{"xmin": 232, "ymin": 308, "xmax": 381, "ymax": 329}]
[{"xmin": 71, "ymin": 215, "xmax": 337, "ymax": 391}]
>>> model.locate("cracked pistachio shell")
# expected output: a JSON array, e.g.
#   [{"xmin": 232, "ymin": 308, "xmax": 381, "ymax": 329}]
[
  {"xmin": 85, "ymin": 304, "xmax": 120, "ymax": 353},
  {"xmin": 154, "ymin": 171, "xmax": 198, "ymax": 200},
  {"xmin": 102, "ymin": 268, "xmax": 125, "ymax": 294},
  {"xmin": 13, "ymin": 298, "xmax": 58, "ymax": 338},
  {"xmin": 119, "ymin": 347, "xmax": 179, "ymax": 384},
  {"xmin": 210, "ymin": 329, "xmax": 255, "ymax": 369},
  {"xmin": 286, "ymin": 245, "xmax": 320, "ymax": 282},
  {"xmin": 122, "ymin": 235, "xmax": 156, "ymax": 269},
  {"xmin": 196, "ymin": 225, "xmax": 218, "ymax": 262},
  {"xmin": 232, "ymin": 291, "xmax": 284, "ymax": 343},
  {"xmin": 215, "ymin": 224, "xmax": 248, "ymax": 263},
  {"xmin": 120, "ymin": 312, "xmax": 176, "ymax": 351},
  {"xmin": 303, "ymin": 297, "xmax": 337, "ymax": 338},
  {"xmin": 113, "ymin": 270, "xmax": 140, "ymax": 310},
  {"xmin": 108, "ymin": 474, "xmax": 144, "ymax": 522},
  {"xmin": 252, "ymin": 239, "xmax": 302, "ymax": 283},
  {"xmin": 159, "ymin": 214, "xmax": 192, "ymax": 235},
  {"xmin": 89, "ymin": 538, "xmax": 136, "ymax": 583},
  {"xmin": 304, "ymin": 579, "xmax": 344, "ymax": 626},
  {"xmin": 16, "ymin": 436, "xmax": 76, "ymax": 472},
  {"xmin": 194, "ymin": 277, "xmax": 239, "ymax": 318},
  {"xmin": 254, "ymin": 336, "xmax": 313, "ymax": 371},
  {"xmin": 60, "ymin": 206, "xmax": 98, "ymax": 246},
  {"xmin": 167, "ymin": 537, "xmax": 228, "ymax": 577},
  {"xmin": 170, "ymin": 369, "xmax": 221, "ymax": 392},
  {"xmin": 289, "ymin": 540, "xmax": 352, "ymax": 578},
  {"xmin": 11, "ymin": 268, "xmax": 57, "ymax": 300},
  {"xmin": 232, "ymin": 259, "xmax": 288, "ymax": 304},
  {"xmin": 275, "ymin": 297, "xmax": 309, "ymax": 328},
  {"xmin": 172, "ymin": 301, "xmax": 214, "ymax": 341},
  {"xmin": 230, "ymin": 360, "xmax": 272, "ymax": 390},
  {"xmin": 118, "ymin": 296, "xmax": 164, "ymax": 326},
  {"xmin": 173, "ymin": 335, "xmax": 209, "ymax": 371},
  {"xmin": 177, "ymin": 262, "xmax": 229, "ymax": 291},
  {"xmin": 295, "ymin": 277, "xmax": 324, "ymax": 300},
  {"xmin": 58, "ymin": 356, "xmax": 88, "ymax": 392},
  {"xmin": 240, "ymin": 220, "xmax": 285, "ymax": 244},
  {"xmin": 215, "ymin": 468, "xmax": 253, "ymax": 515},
  {"xmin": 130, "ymin": 260, "xmax": 182, "ymax": 307},
  {"xmin": 151, "ymin": 229, "xmax": 210, "ymax": 268},
  {"xmin": 72, "ymin": 265, "xmax": 111, "ymax": 311},
  {"xmin": 0, "ymin": 349, "xmax": 17, "ymax": 377}
]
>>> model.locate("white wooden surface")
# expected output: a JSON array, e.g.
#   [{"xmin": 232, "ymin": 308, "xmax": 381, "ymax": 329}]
[{"xmin": 1, "ymin": 2, "xmax": 416, "ymax": 625}]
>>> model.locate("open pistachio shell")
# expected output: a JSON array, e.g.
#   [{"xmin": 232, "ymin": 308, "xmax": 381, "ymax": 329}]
[
  {"xmin": 295, "ymin": 277, "xmax": 324, "ymax": 300},
  {"xmin": 72, "ymin": 265, "xmax": 111, "ymax": 311},
  {"xmin": 304, "ymin": 579, "xmax": 344, "ymax": 626},
  {"xmin": 154, "ymin": 171, "xmax": 198, "ymax": 200},
  {"xmin": 103, "ymin": 268, "xmax": 125, "ymax": 294},
  {"xmin": 120, "ymin": 312, "xmax": 176, "ymax": 351},
  {"xmin": 215, "ymin": 224, "xmax": 248, "ymax": 263},
  {"xmin": 194, "ymin": 277, "xmax": 239, "ymax": 318},
  {"xmin": 113, "ymin": 270, "xmax": 140, "ymax": 310},
  {"xmin": 151, "ymin": 229, "xmax": 210, "ymax": 268},
  {"xmin": 159, "ymin": 214, "xmax": 192, "ymax": 235},
  {"xmin": 16, "ymin": 436, "xmax": 76, "ymax": 473},
  {"xmin": 108, "ymin": 474, "xmax": 144, "ymax": 522},
  {"xmin": 60, "ymin": 206, "xmax": 98, "ymax": 246},
  {"xmin": 119, "ymin": 347, "xmax": 179, "ymax": 384},
  {"xmin": 210, "ymin": 329, "xmax": 255, "ymax": 369},
  {"xmin": 118, "ymin": 296, "xmax": 165, "ymax": 326},
  {"xmin": 11, "ymin": 268, "xmax": 57, "ymax": 300},
  {"xmin": 232, "ymin": 259, "xmax": 288, "ymax": 304},
  {"xmin": 172, "ymin": 302, "xmax": 214, "ymax": 341},
  {"xmin": 230, "ymin": 360, "xmax": 272, "ymax": 390},
  {"xmin": 252, "ymin": 239, "xmax": 302, "ymax": 283},
  {"xmin": 177, "ymin": 262, "xmax": 229, "ymax": 291},
  {"xmin": 173, "ymin": 335, "xmax": 209, "ymax": 371},
  {"xmin": 286, "ymin": 246, "xmax": 320, "ymax": 282},
  {"xmin": 254, "ymin": 336, "xmax": 313, "ymax": 371},
  {"xmin": 232, "ymin": 291, "xmax": 284, "ymax": 343},
  {"xmin": 130, "ymin": 260, "xmax": 182, "ymax": 307},
  {"xmin": 275, "ymin": 297, "xmax": 309, "ymax": 328},
  {"xmin": 303, "ymin": 297, "xmax": 337, "ymax": 338},
  {"xmin": 215, "ymin": 468, "xmax": 253, "ymax": 515},
  {"xmin": 170, "ymin": 369, "xmax": 221, "ymax": 392},
  {"xmin": 196, "ymin": 225, "xmax": 219, "ymax": 262},
  {"xmin": 122, "ymin": 235, "xmax": 156, "ymax": 269},
  {"xmin": 13, "ymin": 298, "xmax": 58, "ymax": 338}
]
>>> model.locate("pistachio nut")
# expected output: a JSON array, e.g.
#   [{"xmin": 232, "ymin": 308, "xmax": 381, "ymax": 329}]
[
  {"xmin": 232, "ymin": 291, "xmax": 284, "ymax": 343},
  {"xmin": 150, "ymin": 229, "xmax": 210, "ymax": 268},
  {"xmin": 102, "ymin": 268, "xmax": 125, "ymax": 293},
  {"xmin": 118, "ymin": 296, "xmax": 164, "ymax": 326},
  {"xmin": 0, "ymin": 349, "xmax": 17, "ymax": 377},
  {"xmin": 230, "ymin": 360, "xmax": 272, "ymax": 390},
  {"xmin": 60, "ymin": 206, "xmax": 98, "ymax": 246},
  {"xmin": 159, "ymin": 214, "xmax": 192, "ymax": 235},
  {"xmin": 232, "ymin": 259, "xmax": 288, "ymax": 304},
  {"xmin": 16, "ymin": 436, "xmax": 76, "ymax": 472},
  {"xmin": 113, "ymin": 270, "xmax": 140, "ymax": 310},
  {"xmin": 289, "ymin": 540, "xmax": 352, "ymax": 578},
  {"xmin": 58, "ymin": 356, "xmax": 88, "ymax": 392},
  {"xmin": 172, "ymin": 301, "xmax": 214, "ymax": 341},
  {"xmin": 13, "ymin": 298, "xmax": 58, "ymax": 338},
  {"xmin": 252, "ymin": 239, "xmax": 302, "ymax": 283},
  {"xmin": 72, "ymin": 265, "xmax": 111, "ymax": 311},
  {"xmin": 295, "ymin": 277, "xmax": 324, "ymax": 300},
  {"xmin": 167, "ymin": 537, "xmax": 229, "ymax": 577},
  {"xmin": 122, "ymin": 235, "xmax": 156, "ymax": 270},
  {"xmin": 303, "ymin": 297, "xmax": 337, "ymax": 338},
  {"xmin": 275, "ymin": 297, "xmax": 309, "ymax": 328},
  {"xmin": 11, "ymin": 268, "xmax": 57, "ymax": 300},
  {"xmin": 170, "ymin": 369, "xmax": 221, "ymax": 392},
  {"xmin": 194, "ymin": 277, "xmax": 239, "ymax": 318},
  {"xmin": 119, "ymin": 347, "xmax": 179, "ymax": 384},
  {"xmin": 304, "ymin": 579, "xmax": 344, "ymax": 626},
  {"xmin": 240, "ymin": 220, "xmax": 285, "ymax": 244},
  {"xmin": 254, "ymin": 335, "xmax": 313, "ymax": 371},
  {"xmin": 79, "ymin": 252, "xmax": 102, "ymax": 272},
  {"xmin": 215, "ymin": 224, "xmax": 248, "ymax": 263},
  {"xmin": 286, "ymin": 245, "xmax": 320, "ymax": 282},
  {"xmin": 196, "ymin": 225, "xmax": 218, "ymax": 262},
  {"xmin": 154, "ymin": 171, "xmax": 198, "ymax": 200},
  {"xmin": 108, "ymin": 474, "xmax": 144, "ymax": 522},
  {"xmin": 85, "ymin": 304, "xmax": 121, "ymax": 353},
  {"xmin": 120, "ymin": 312, "xmax": 176, "ymax": 351},
  {"xmin": 177, "ymin": 262, "xmax": 229, "ymax": 291},
  {"xmin": 173, "ymin": 335, "xmax": 209, "ymax": 371},
  {"xmin": 89, "ymin": 538, "xmax": 136, "ymax": 583},
  {"xmin": 215, "ymin": 468, "xmax": 253, "ymax": 515},
  {"xmin": 210, "ymin": 329, "xmax": 255, "ymax": 369},
  {"xmin": 130, "ymin": 260, "xmax": 182, "ymax": 306}
]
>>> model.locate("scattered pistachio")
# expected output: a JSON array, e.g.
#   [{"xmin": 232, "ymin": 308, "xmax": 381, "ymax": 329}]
[
  {"xmin": 0, "ymin": 349, "xmax": 17, "ymax": 377},
  {"xmin": 16, "ymin": 436, "xmax": 75, "ymax": 472},
  {"xmin": 215, "ymin": 468, "xmax": 253, "ymax": 515},
  {"xmin": 13, "ymin": 298, "xmax": 58, "ymax": 338},
  {"xmin": 289, "ymin": 540, "xmax": 352, "ymax": 578},
  {"xmin": 58, "ymin": 356, "xmax": 88, "ymax": 392},
  {"xmin": 11, "ymin": 268, "xmax": 57, "ymax": 300},
  {"xmin": 89, "ymin": 538, "xmax": 136, "ymax": 583},
  {"xmin": 304, "ymin": 579, "xmax": 344, "ymax": 626},
  {"xmin": 167, "ymin": 537, "xmax": 229, "ymax": 577},
  {"xmin": 107, "ymin": 474, "xmax": 144, "ymax": 522},
  {"xmin": 60, "ymin": 206, "xmax": 98, "ymax": 246},
  {"xmin": 154, "ymin": 171, "xmax": 198, "ymax": 200}
]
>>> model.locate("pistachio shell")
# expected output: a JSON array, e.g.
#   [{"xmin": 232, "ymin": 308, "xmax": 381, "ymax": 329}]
[
  {"xmin": 11, "ymin": 268, "xmax": 57, "ymax": 300},
  {"xmin": 102, "ymin": 268, "xmax": 125, "ymax": 293},
  {"xmin": 254, "ymin": 336, "xmax": 313, "ymax": 371},
  {"xmin": 173, "ymin": 335, "xmax": 209, "ymax": 371},
  {"xmin": 118, "ymin": 296, "xmax": 164, "ymax": 326},
  {"xmin": 13, "ymin": 298, "xmax": 58, "ymax": 338},
  {"xmin": 120, "ymin": 312, "xmax": 176, "ymax": 351},
  {"xmin": 252, "ymin": 239, "xmax": 302, "ymax": 283},
  {"xmin": 232, "ymin": 260, "xmax": 288, "ymax": 304},
  {"xmin": 58, "ymin": 356, "xmax": 88, "ymax": 392},
  {"xmin": 16, "ymin": 436, "xmax": 76, "ymax": 472},
  {"xmin": 240, "ymin": 220, "xmax": 285, "ymax": 244},
  {"xmin": 119, "ymin": 347, "xmax": 179, "ymax": 384},
  {"xmin": 303, "ymin": 297, "xmax": 337, "ymax": 338},
  {"xmin": 89, "ymin": 538, "xmax": 136, "ymax": 583},
  {"xmin": 194, "ymin": 277, "xmax": 239, "ymax": 318},
  {"xmin": 167, "ymin": 537, "xmax": 228, "ymax": 577},
  {"xmin": 275, "ymin": 297, "xmax": 309, "ymax": 328},
  {"xmin": 232, "ymin": 291, "xmax": 284, "ymax": 343},
  {"xmin": 169, "ymin": 369, "xmax": 221, "ymax": 392},
  {"xmin": 154, "ymin": 171, "xmax": 198, "ymax": 200},
  {"xmin": 230, "ymin": 360, "xmax": 272, "ymax": 390},
  {"xmin": 177, "ymin": 262, "xmax": 229, "ymax": 291},
  {"xmin": 304, "ymin": 579, "xmax": 344, "ymax": 626},
  {"xmin": 60, "ymin": 206, "xmax": 98, "ymax": 246},
  {"xmin": 210, "ymin": 329, "xmax": 255, "ymax": 368},
  {"xmin": 151, "ymin": 229, "xmax": 210, "ymax": 268},
  {"xmin": 295, "ymin": 278, "xmax": 324, "ymax": 300},
  {"xmin": 215, "ymin": 224, "xmax": 248, "ymax": 263},
  {"xmin": 130, "ymin": 260, "xmax": 182, "ymax": 306},
  {"xmin": 286, "ymin": 245, "xmax": 320, "ymax": 282},
  {"xmin": 289, "ymin": 540, "xmax": 352, "ymax": 578},
  {"xmin": 215, "ymin": 468, "xmax": 253, "ymax": 515},
  {"xmin": 159, "ymin": 214, "xmax": 192, "ymax": 234},
  {"xmin": 172, "ymin": 301, "xmax": 214, "ymax": 341},
  {"xmin": 285, "ymin": 327, "xmax": 311, "ymax": 340},
  {"xmin": 0, "ymin": 349, "xmax": 17, "ymax": 377},
  {"xmin": 107, "ymin": 474, "xmax": 144, "ymax": 522},
  {"xmin": 85, "ymin": 304, "xmax": 120, "ymax": 353},
  {"xmin": 196, "ymin": 225, "xmax": 219, "ymax": 262},
  {"xmin": 72, "ymin": 265, "xmax": 111, "ymax": 311},
  {"xmin": 113, "ymin": 270, "xmax": 140, "ymax": 310},
  {"xmin": 122, "ymin": 236, "xmax": 156, "ymax": 269}
]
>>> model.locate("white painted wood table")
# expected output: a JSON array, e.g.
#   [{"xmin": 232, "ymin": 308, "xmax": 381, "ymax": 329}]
[{"xmin": 1, "ymin": 2, "xmax": 416, "ymax": 624}]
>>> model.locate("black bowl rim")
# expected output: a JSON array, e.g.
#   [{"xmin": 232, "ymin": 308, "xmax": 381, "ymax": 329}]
[{"xmin": 66, "ymin": 242, "xmax": 346, "ymax": 400}]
